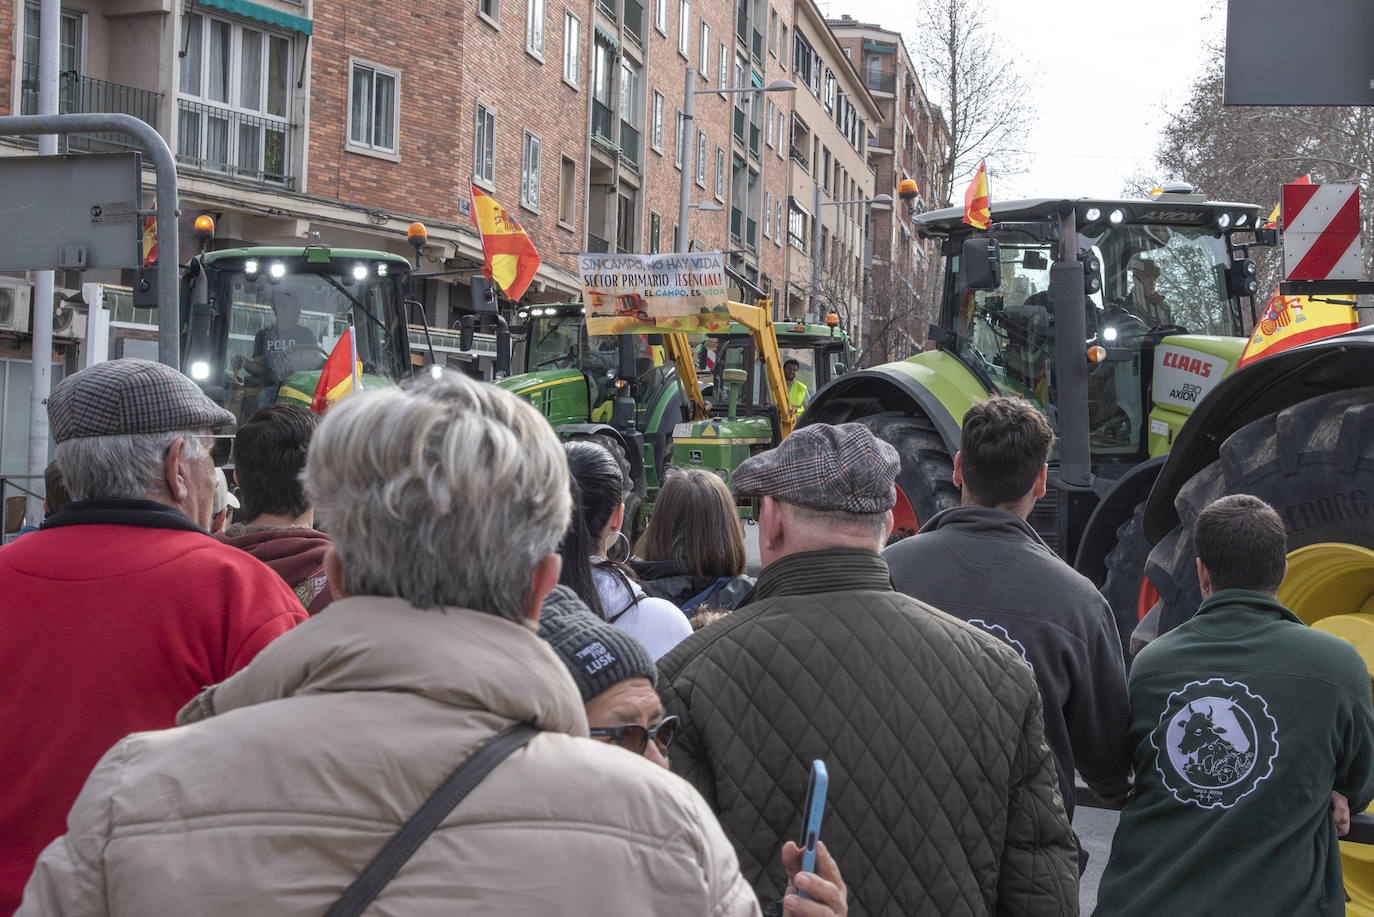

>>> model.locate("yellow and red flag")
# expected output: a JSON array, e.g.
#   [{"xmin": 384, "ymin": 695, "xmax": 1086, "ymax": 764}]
[
  {"xmin": 962, "ymin": 159, "xmax": 991, "ymax": 230},
  {"xmin": 470, "ymin": 183, "xmax": 541, "ymax": 301},
  {"xmin": 1238, "ymin": 174, "xmax": 1357, "ymax": 367},
  {"xmin": 311, "ymin": 326, "xmax": 363, "ymax": 414},
  {"xmin": 141, "ymin": 216, "xmax": 158, "ymax": 266}
]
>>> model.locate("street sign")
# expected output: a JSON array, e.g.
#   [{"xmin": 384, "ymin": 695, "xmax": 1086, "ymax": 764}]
[
  {"xmin": 1224, "ymin": 0, "xmax": 1374, "ymax": 106},
  {"xmin": 1282, "ymin": 183, "xmax": 1362, "ymax": 280},
  {"xmin": 0, "ymin": 152, "xmax": 142, "ymax": 271}
]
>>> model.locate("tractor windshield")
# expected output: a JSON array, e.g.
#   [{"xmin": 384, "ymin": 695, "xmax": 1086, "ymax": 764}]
[
  {"xmin": 197, "ymin": 254, "xmax": 408, "ymax": 426},
  {"xmin": 948, "ymin": 222, "xmax": 1235, "ymax": 458}
]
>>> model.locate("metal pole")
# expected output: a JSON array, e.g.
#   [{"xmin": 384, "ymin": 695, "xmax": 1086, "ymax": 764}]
[
  {"xmin": 678, "ymin": 67, "xmax": 696, "ymax": 253},
  {"xmin": 0, "ymin": 113, "xmax": 181, "ymax": 370},
  {"xmin": 811, "ymin": 181, "xmax": 823, "ymax": 317},
  {"xmin": 26, "ymin": 0, "xmax": 61, "ymax": 524}
]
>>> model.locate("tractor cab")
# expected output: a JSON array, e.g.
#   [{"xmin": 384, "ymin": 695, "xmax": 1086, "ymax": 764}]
[{"xmin": 938, "ymin": 195, "xmax": 1260, "ymax": 468}]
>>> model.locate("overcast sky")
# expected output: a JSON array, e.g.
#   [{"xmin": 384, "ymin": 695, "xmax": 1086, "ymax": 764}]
[{"xmin": 823, "ymin": 0, "xmax": 1228, "ymax": 200}]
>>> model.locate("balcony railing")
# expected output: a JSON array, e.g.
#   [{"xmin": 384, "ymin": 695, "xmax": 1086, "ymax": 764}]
[
  {"xmin": 176, "ymin": 99, "xmax": 297, "ymax": 188},
  {"xmin": 619, "ymin": 121, "xmax": 641, "ymax": 172},
  {"xmin": 587, "ymin": 233, "xmax": 610, "ymax": 253},
  {"xmin": 864, "ymin": 72, "xmax": 896, "ymax": 94},
  {"xmin": 624, "ymin": 0, "xmax": 645, "ymax": 48},
  {"xmin": 790, "ymin": 145, "xmax": 809, "ymax": 170},
  {"xmin": 872, "ymin": 127, "xmax": 895, "ymax": 151},
  {"xmin": 592, "ymin": 100, "xmax": 615, "ymax": 143},
  {"xmin": 20, "ymin": 67, "xmax": 162, "ymax": 153}
]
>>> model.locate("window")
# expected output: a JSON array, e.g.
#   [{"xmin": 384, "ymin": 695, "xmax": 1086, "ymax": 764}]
[
  {"xmin": 347, "ymin": 62, "xmax": 399, "ymax": 154},
  {"xmin": 678, "ymin": 0, "xmax": 689, "ymax": 57},
  {"xmin": 824, "ymin": 69, "xmax": 835, "ymax": 113},
  {"xmin": 775, "ymin": 199, "xmax": 783, "ymax": 246},
  {"xmin": 654, "ymin": 0, "xmax": 666, "ymax": 33},
  {"xmin": 696, "ymin": 129, "xmax": 707, "ymax": 186},
  {"xmin": 563, "ymin": 11, "xmax": 580, "ymax": 84},
  {"xmin": 777, "ymin": 110, "xmax": 785, "ymax": 159},
  {"xmin": 779, "ymin": 25, "xmax": 787, "ymax": 68},
  {"xmin": 526, "ymin": 0, "xmax": 545, "ymax": 56},
  {"xmin": 20, "ymin": 3, "xmax": 83, "ymax": 115},
  {"xmin": 521, "ymin": 131, "xmax": 541, "ymax": 209},
  {"xmin": 651, "ymin": 90, "xmax": 664, "ymax": 152},
  {"xmin": 765, "ymin": 99, "xmax": 774, "ymax": 147},
  {"xmin": 177, "ymin": 12, "xmax": 293, "ymax": 184},
  {"xmin": 674, "ymin": 110, "xmax": 684, "ymax": 168},
  {"xmin": 768, "ymin": 7, "xmax": 776, "ymax": 55},
  {"xmin": 616, "ymin": 191, "xmax": 636, "ymax": 252},
  {"xmin": 672, "ymin": 222, "xmax": 680, "ymax": 252},
  {"xmin": 558, "ymin": 155, "xmax": 576, "ymax": 225},
  {"xmin": 843, "ymin": 47, "xmax": 850, "ymax": 59},
  {"xmin": 700, "ymin": 22, "xmax": 710, "ymax": 74},
  {"xmin": 474, "ymin": 102, "xmax": 495, "ymax": 185},
  {"xmin": 787, "ymin": 198, "xmax": 808, "ymax": 252},
  {"xmin": 715, "ymin": 147, "xmax": 725, "ymax": 200},
  {"xmin": 649, "ymin": 212, "xmax": 661, "ymax": 253},
  {"xmin": 718, "ymin": 42, "xmax": 728, "ymax": 97},
  {"xmin": 763, "ymin": 190, "xmax": 772, "ymax": 237},
  {"xmin": 479, "ymin": 0, "xmax": 498, "ymax": 22}
]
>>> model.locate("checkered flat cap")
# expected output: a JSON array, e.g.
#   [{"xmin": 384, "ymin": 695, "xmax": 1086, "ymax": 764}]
[
  {"xmin": 732, "ymin": 422, "xmax": 900, "ymax": 514},
  {"xmin": 48, "ymin": 358, "xmax": 235, "ymax": 443}
]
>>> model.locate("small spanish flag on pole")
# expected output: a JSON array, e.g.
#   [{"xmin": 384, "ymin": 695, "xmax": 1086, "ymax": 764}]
[
  {"xmin": 962, "ymin": 159, "xmax": 991, "ymax": 230},
  {"xmin": 311, "ymin": 326, "xmax": 363, "ymax": 414},
  {"xmin": 470, "ymin": 182, "xmax": 542, "ymax": 301},
  {"xmin": 141, "ymin": 216, "xmax": 158, "ymax": 266}
]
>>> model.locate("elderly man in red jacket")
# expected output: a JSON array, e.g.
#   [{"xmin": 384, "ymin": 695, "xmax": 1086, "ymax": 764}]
[{"xmin": 0, "ymin": 359, "xmax": 306, "ymax": 912}]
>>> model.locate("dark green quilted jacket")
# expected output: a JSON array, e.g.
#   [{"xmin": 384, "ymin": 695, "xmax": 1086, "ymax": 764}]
[{"xmin": 658, "ymin": 548, "xmax": 1078, "ymax": 917}]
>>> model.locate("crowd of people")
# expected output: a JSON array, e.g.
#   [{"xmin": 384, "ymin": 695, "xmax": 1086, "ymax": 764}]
[{"xmin": 1, "ymin": 357, "xmax": 1370, "ymax": 916}]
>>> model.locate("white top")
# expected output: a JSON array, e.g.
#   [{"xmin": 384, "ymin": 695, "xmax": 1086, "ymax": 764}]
[{"xmin": 591, "ymin": 561, "xmax": 693, "ymax": 661}]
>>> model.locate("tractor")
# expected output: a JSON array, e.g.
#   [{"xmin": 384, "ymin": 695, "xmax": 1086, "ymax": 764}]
[{"xmin": 801, "ymin": 185, "xmax": 1374, "ymax": 665}]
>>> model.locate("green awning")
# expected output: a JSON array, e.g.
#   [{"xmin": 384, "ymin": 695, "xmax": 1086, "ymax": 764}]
[
  {"xmin": 863, "ymin": 41, "xmax": 894, "ymax": 54},
  {"xmin": 199, "ymin": 0, "xmax": 313, "ymax": 35}
]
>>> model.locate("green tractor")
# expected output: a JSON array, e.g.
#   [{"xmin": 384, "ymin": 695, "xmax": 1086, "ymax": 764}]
[
  {"xmin": 496, "ymin": 300, "xmax": 852, "ymax": 528},
  {"xmin": 180, "ymin": 242, "xmax": 415, "ymax": 429},
  {"xmin": 802, "ymin": 186, "xmax": 1374, "ymax": 663}
]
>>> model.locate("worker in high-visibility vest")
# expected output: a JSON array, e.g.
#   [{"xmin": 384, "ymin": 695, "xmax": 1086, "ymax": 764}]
[{"xmin": 784, "ymin": 358, "xmax": 808, "ymax": 414}]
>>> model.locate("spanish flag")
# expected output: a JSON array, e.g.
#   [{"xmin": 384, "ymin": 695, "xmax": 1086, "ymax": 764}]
[
  {"xmin": 311, "ymin": 326, "xmax": 362, "ymax": 414},
  {"xmin": 1238, "ymin": 175, "xmax": 1357, "ymax": 367},
  {"xmin": 962, "ymin": 159, "xmax": 991, "ymax": 230},
  {"xmin": 470, "ymin": 183, "xmax": 541, "ymax": 301},
  {"xmin": 142, "ymin": 216, "xmax": 157, "ymax": 266}
]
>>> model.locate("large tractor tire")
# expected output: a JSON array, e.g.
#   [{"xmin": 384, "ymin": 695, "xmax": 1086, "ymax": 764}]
[
  {"xmin": 1101, "ymin": 499, "xmax": 1153, "ymax": 660},
  {"xmin": 1144, "ymin": 387, "xmax": 1374, "ymax": 638},
  {"xmin": 858, "ymin": 411, "xmax": 959, "ymax": 542},
  {"xmin": 585, "ymin": 433, "xmax": 643, "ymax": 548}
]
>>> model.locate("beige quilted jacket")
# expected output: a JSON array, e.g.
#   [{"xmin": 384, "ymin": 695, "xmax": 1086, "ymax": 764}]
[{"xmin": 19, "ymin": 597, "xmax": 758, "ymax": 917}]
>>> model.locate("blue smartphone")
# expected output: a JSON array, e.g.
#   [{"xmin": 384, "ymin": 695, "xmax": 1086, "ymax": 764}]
[{"xmin": 798, "ymin": 759, "xmax": 829, "ymax": 889}]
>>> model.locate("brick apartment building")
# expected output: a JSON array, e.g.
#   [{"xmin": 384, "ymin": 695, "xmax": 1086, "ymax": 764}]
[{"xmin": 830, "ymin": 14, "xmax": 948, "ymax": 363}]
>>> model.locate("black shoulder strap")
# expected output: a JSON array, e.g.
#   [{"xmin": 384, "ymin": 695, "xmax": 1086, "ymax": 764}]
[{"xmin": 324, "ymin": 722, "xmax": 540, "ymax": 917}]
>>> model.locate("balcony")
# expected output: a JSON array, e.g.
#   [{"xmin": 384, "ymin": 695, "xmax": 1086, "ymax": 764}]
[
  {"xmin": 20, "ymin": 66, "xmax": 162, "ymax": 153},
  {"xmin": 176, "ymin": 99, "xmax": 297, "ymax": 188},
  {"xmin": 619, "ymin": 121, "xmax": 641, "ymax": 173},
  {"xmin": 729, "ymin": 207, "xmax": 759, "ymax": 252},
  {"xmin": 587, "ymin": 233, "xmax": 610, "ymax": 253},
  {"xmin": 790, "ymin": 145, "xmax": 809, "ymax": 170},
  {"xmin": 592, "ymin": 100, "xmax": 615, "ymax": 145},
  {"xmin": 624, "ymin": 0, "xmax": 645, "ymax": 49},
  {"xmin": 864, "ymin": 72, "xmax": 896, "ymax": 94},
  {"xmin": 872, "ymin": 127, "xmax": 895, "ymax": 152}
]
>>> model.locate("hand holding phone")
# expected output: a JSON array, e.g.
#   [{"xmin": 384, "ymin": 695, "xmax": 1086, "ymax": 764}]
[{"xmin": 799, "ymin": 759, "xmax": 829, "ymax": 891}]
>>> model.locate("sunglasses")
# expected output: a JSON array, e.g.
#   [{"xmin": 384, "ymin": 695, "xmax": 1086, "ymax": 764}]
[
  {"xmin": 589, "ymin": 715, "xmax": 679, "ymax": 757},
  {"xmin": 194, "ymin": 433, "xmax": 236, "ymax": 468}
]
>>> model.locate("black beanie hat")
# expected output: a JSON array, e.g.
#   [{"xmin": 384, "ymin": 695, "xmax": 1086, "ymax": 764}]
[{"xmin": 538, "ymin": 586, "xmax": 658, "ymax": 703}]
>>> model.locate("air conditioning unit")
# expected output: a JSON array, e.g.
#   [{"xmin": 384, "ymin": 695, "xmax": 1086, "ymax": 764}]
[
  {"xmin": 52, "ymin": 289, "xmax": 88, "ymax": 340},
  {"xmin": 0, "ymin": 279, "xmax": 32, "ymax": 333}
]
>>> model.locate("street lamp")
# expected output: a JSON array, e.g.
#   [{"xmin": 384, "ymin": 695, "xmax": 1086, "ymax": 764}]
[
  {"xmin": 678, "ymin": 66, "xmax": 796, "ymax": 253},
  {"xmin": 810, "ymin": 189, "xmax": 892, "ymax": 319}
]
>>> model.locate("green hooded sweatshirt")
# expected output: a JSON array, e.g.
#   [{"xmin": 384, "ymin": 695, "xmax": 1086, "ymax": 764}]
[{"xmin": 1096, "ymin": 589, "xmax": 1374, "ymax": 917}]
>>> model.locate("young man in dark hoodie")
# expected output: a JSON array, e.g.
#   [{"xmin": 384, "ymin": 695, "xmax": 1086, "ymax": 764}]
[
  {"xmin": 884, "ymin": 396, "xmax": 1132, "ymax": 841},
  {"xmin": 218, "ymin": 404, "xmax": 334, "ymax": 614}
]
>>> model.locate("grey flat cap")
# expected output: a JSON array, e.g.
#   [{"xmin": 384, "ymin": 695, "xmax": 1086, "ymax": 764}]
[
  {"xmin": 731, "ymin": 422, "xmax": 900, "ymax": 514},
  {"xmin": 48, "ymin": 358, "xmax": 235, "ymax": 443}
]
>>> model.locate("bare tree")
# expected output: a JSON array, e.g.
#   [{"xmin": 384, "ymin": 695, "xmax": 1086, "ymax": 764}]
[
  {"xmin": 1149, "ymin": 53, "xmax": 1374, "ymax": 314},
  {"xmin": 915, "ymin": 0, "xmax": 1036, "ymax": 207}
]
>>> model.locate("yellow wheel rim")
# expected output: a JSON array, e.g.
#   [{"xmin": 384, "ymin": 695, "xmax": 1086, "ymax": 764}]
[{"xmin": 1278, "ymin": 543, "xmax": 1374, "ymax": 917}]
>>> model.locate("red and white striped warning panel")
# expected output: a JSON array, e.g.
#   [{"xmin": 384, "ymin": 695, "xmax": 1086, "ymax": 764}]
[{"xmin": 1282, "ymin": 183, "xmax": 1362, "ymax": 280}]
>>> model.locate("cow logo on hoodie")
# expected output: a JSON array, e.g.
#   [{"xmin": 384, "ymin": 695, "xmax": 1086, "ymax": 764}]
[{"xmin": 1152, "ymin": 678, "xmax": 1278, "ymax": 809}]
